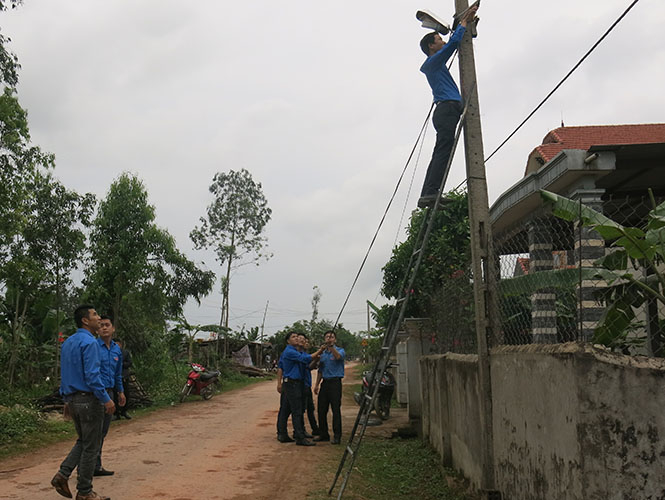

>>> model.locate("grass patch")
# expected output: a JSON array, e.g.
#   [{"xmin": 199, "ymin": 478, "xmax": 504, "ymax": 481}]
[
  {"xmin": 0, "ymin": 412, "xmax": 76, "ymax": 461},
  {"xmin": 306, "ymin": 435, "xmax": 471, "ymax": 500}
]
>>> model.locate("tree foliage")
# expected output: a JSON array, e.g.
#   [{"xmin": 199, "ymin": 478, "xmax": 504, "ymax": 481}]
[
  {"xmin": 84, "ymin": 173, "xmax": 215, "ymax": 352},
  {"xmin": 380, "ymin": 190, "xmax": 471, "ymax": 323},
  {"xmin": 190, "ymin": 168, "xmax": 272, "ymax": 329}
]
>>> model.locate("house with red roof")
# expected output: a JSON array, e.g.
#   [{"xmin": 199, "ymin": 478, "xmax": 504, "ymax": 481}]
[{"xmin": 491, "ymin": 123, "xmax": 665, "ymax": 346}]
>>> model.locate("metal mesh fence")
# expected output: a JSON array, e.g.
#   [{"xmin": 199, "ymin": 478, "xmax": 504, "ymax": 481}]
[
  {"xmin": 492, "ymin": 192, "xmax": 664, "ymax": 356},
  {"xmin": 410, "ymin": 191, "xmax": 665, "ymax": 357}
]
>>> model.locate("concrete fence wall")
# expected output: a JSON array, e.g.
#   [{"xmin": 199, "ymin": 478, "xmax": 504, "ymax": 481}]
[{"xmin": 419, "ymin": 343, "xmax": 665, "ymax": 500}]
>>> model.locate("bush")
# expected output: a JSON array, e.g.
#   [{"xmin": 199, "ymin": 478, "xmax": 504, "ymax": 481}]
[{"xmin": 0, "ymin": 405, "xmax": 44, "ymax": 444}]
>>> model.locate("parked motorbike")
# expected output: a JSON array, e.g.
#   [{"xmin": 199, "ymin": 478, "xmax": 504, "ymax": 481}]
[
  {"xmin": 353, "ymin": 363, "xmax": 396, "ymax": 420},
  {"xmin": 180, "ymin": 363, "xmax": 221, "ymax": 402}
]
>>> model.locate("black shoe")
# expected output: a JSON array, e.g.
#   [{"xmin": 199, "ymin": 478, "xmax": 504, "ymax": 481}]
[
  {"xmin": 304, "ymin": 432, "xmax": 313, "ymax": 439},
  {"xmin": 296, "ymin": 439, "xmax": 316, "ymax": 446},
  {"xmin": 331, "ymin": 437, "xmax": 341, "ymax": 445},
  {"xmin": 113, "ymin": 415, "xmax": 121, "ymax": 421},
  {"xmin": 313, "ymin": 435, "xmax": 330, "ymax": 442},
  {"xmin": 122, "ymin": 413, "xmax": 132, "ymax": 420},
  {"xmin": 277, "ymin": 434, "xmax": 295, "ymax": 443},
  {"xmin": 93, "ymin": 468, "xmax": 114, "ymax": 476}
]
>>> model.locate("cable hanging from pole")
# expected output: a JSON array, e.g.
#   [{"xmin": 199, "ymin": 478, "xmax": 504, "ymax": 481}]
[
  {"xmin": 484, "ymin": 0, "xmax": 641, "ymax": 163},
  {"xmin": 332, "ymin": 103, "xmax": 435, "ymax": 330}
]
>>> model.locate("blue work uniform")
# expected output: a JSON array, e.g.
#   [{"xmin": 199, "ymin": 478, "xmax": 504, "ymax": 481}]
[
  {"xmin": 317, "ymin": 345, "xmax": 346, "ymax": 441},
  {"xmin": 96, "ymin": 337, "xmax": 124, "ymax": 471},
  {"xmin": 419, "ymin": 24, "xmax": 467, "ymax": 198},
  {"xmin": 58, "ymin": 327, "xmax": 108, "ymax": 495},
  {"xmin": 60, "ymin": 329, "xmax": 110, "ymax": 404},
  {"xmin": 276, "ymin": 344, "xmax": 312, "ymax": 442}
]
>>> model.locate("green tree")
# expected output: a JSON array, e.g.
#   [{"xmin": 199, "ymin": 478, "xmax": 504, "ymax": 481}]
[
  {"xmin": 0, "ymin": 173, "xmax": 92, "ymax": 385},
  {"xmin": 380, "ymin": 190, "xmax": 470, "ymax": 322},
  {"xmin": 84, "ymin": 173, "xmax": 215, "ymax": 352},
  {"xmin": 190, "ymin": 168, "xmax": 272, "ymax": 343}
]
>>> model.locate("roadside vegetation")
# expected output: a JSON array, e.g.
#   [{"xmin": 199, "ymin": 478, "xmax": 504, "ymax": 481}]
[
  {"xmin": 307, "ymin": 435, "xmax": 473, "ymax": 500},
  {"xmin": 0, "ymin": 364, "xmax": 267, "ymax": 460},
  {"xmin": 302, "ymin": 364, "xmax": 473, "ymax": 500}
]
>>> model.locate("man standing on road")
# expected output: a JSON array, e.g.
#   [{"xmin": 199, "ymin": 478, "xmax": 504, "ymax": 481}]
[
  {"xmin": 276, "ymin": 332, "xmax": 324, "ymax": 446},
  {"xmin": 417, "ymin": 4, "xmax": 479, "ymax": 209},
  {"xmin": 51, "ymin": 305, "xmax": 115, "ymax": 500},
  {"xmin": 314, "ymin": 331, "xmax": 345, "ymax": 445},
  {"xmin": 95, "ymin": 315, "xmax": 126, "ymax": 477}
]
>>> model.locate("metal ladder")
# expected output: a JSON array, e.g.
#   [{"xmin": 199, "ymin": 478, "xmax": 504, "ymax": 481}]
[{"xmin": 328, "ymin": 101, "xmax": 470, "ymax": 499}]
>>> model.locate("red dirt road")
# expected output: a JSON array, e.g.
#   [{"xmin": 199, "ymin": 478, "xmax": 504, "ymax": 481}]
[{"xmin": 0, "ymin": 379, "xmax": 345, "ymax": 500}]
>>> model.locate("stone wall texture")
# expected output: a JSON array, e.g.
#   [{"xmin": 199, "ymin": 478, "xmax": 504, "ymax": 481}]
[{"xmin": 420, "ymin": 343, "xmax": 665, "ymax": 499}]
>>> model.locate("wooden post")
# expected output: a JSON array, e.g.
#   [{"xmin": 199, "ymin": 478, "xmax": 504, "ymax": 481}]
[{"xmin": 454, "ymin": 0, "xmax": 499, "ymax": 493}]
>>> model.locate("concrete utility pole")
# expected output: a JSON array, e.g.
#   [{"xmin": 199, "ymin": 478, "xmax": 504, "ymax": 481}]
[{"xmin": 454, "ymin": 0, "xmax": 500, "ymax": 495}]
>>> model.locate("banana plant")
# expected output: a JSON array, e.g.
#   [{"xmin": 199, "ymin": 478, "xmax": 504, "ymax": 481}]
[
  {"xmin": 540, "ymin": 190, "xmax": 665, "ymax": 350},
  {"xmin": 497, "ymin": 190, "xmax": 665, "ymax": 352}
]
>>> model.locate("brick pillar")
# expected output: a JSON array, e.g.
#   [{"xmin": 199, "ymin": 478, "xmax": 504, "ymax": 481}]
[
  {"xmin": 529, "ymin": 217, "xmax": 557, "ymax": 343},
  {"xmin": 571, "ymin": 190, "xmax": 606, "ymax": 341}
]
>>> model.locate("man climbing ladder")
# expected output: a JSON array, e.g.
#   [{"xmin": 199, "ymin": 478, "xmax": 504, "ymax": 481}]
[{"xmin": 418, "ymin": 3, "xmax": 478, "ymax": 208}]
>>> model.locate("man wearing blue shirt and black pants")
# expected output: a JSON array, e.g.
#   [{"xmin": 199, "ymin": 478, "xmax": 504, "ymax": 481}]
[
  {"xmin": 417, "ymin": 4, "xmax": 478, "ymax": 209},
  {"xmin": 314, "ymin": 331, "xmax": 346, "ymax": 445},
  {"xmin": 277, "ymin": 332, "xmax": 325, "ymax": 446},
  {"xmin": 94, "ymin": 315, "xmax": 126, "ymax": 477},
  {"xmin": 51, "ymin": 305, "xmax": 114, "ymax": 500}
]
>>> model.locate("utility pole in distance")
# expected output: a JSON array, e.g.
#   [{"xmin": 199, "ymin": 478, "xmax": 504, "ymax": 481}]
[{"xmin": 454, "ymin": 0, "xmax": 500, "ymax": 497}]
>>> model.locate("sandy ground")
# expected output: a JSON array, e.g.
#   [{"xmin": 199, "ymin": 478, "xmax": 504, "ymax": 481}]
[{"xmin": 0, "ymin": 363, "xmax": 402, "ymax": 500}]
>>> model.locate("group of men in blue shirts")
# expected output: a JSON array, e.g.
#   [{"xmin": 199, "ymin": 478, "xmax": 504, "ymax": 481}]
[
  {"xmin": 276, "ymin": 330, "xmax": 346, "ymax": 446},
  {"xmin": 51, "ymin": 305, "xmax": 128, "ymax": 500}
]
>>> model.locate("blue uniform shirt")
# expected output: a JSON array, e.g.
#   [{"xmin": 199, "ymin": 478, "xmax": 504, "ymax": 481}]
[
  {"xmin": 420, "ymin": 24, "xmax": 466, "ymax": 103},
  {"xmin": 319, "ymin": 346, "xmax": 345, "ymax": 379},
  {"xmin": 60, "ymin": 329, "xmax": 110, "ymax": 403},
  {"xmin": 97, "ymin": 337, "xmax": 124, "ymax": 392},
  {"xmin": 280, "ymin": 344, "xmax": 312, "ymax": 380}
]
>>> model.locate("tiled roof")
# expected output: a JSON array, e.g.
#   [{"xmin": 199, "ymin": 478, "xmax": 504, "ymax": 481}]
[{"xmin": 525, "ymin": 124, "xmax": 665, "ymax": 175}]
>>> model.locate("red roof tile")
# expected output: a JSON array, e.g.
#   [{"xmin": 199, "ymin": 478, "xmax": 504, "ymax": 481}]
[{"xmin": 524, "ymin": 123, "xmax": 665, "ymax": 175}]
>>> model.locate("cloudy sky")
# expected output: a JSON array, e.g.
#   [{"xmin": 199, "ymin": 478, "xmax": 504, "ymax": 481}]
[{"xmin": 3, "ymin": 0, "xmax": 663, "ymax": 336}]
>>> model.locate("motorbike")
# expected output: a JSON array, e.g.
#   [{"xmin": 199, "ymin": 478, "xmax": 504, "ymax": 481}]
[
  {"xmin": 179, "ymin": 363, "xmax": 221, "ymax": 402},
  {"xmin": 353, "ymin": 363, "xmax": 396, "ymax": 420}
]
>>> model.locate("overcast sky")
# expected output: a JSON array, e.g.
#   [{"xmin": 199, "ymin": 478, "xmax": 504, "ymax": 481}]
[{"xmin": 3, "ymin": 0, "xmax": 663, "ymax": 336}]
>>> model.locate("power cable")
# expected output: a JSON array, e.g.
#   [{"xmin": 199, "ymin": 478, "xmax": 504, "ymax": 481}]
[
  {"xmin": 484, "ymin": 0, "xmax": 641, "ymax": 163},
  {"xmin": 333, "ymin": 103, "xmax": 435, "ymax": 329}
]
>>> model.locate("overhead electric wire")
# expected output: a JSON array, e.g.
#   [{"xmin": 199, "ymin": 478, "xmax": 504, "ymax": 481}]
[
  {"xmin": 332, "ymin": 104, "xmax": 435, "ymax": 329},
  {"xmin": 484, "ymin": 0, "xmax": 641, "ymax": 163}
]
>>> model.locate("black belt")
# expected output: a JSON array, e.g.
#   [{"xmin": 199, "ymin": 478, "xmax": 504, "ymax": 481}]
[
  {"xmin": 323, "ymin": 377, "xmax": 342, "ymax": 381},
  {"xmin": 64, "ymin": 391, "xmax": 94, "ymax": 401},
  {"xmin": 283, "ymin": 378, "xmax": 302, "ymax": 383}
]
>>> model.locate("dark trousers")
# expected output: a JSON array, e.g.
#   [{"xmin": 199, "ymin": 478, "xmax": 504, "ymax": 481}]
[
  {"xmin": 276, "ymin": 380, "xmax": 306, "ymax": 441},
  {"xmin": 96, "ymin": 388, "xmax": 114, "ymax": 470},
  {"xmin": 421, "ymin": 100, "xmax": 463, "ymax": 197},
  {"xmin": 317, "ymin": 378, "xmax": 342, "ymax": 440},
  {"xmin": 59, "ymin": 393, "xmax": 104, "ymax": 495},
  {"xmin": 304, "ymin": 386, "xmax": 319, "ymax": 433}
]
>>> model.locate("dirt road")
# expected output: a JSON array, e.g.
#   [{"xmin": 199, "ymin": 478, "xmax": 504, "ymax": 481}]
[{"xmin": 0, "ymin": 376, "xmax": 361, "ymax": 500}]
